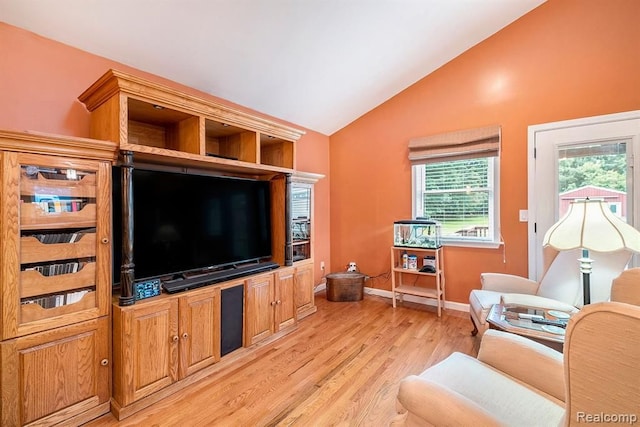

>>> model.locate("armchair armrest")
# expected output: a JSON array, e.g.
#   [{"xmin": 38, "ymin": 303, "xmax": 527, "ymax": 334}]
[
  {"xmin": 397, "ymin": 376, "xmax": 501, "ymax": 427},
  {"xmin": 478, "ymin": 330, "xmax": 565, "ymax": 402},
  {"xmin": 480, "ymin": 273, "xmax": 540, "ymax": 294}
]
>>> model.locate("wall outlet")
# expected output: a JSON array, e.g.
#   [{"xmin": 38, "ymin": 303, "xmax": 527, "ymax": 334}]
[{"xmin": 320, "ymin": 261, "xmax": 325, "ymax": 271}]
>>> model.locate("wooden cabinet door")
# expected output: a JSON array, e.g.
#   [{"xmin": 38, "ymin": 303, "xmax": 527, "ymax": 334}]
[
  {"xmin": 0, "ymin": 317, "xmax": 110, "ymax": 427},
  {"xmin": 178, "ymin": 286, "xmax": 221, "ymax": 379},
  {"xmin": 275, "ymin": 267, "xmax": 296, "ymax": 331},
  {"xmin": 112, "ymin": 298, "xmax": 179, "ymax": 407},
  {"xmin": 294, "ymin": 261, "xmax": 316, "ymax": 318},
  {"xmin": 244, "ymin": 273, "xmax": 274, "ymax": 345}
]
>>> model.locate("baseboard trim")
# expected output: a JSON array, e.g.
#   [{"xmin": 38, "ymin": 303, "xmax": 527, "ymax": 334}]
[{"xmin": 315, "ymin": 283, "xmax": 469, "ymax": 313}]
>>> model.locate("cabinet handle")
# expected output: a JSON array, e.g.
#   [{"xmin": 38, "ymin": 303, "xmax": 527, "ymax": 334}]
[
  {"xmin": 101, "ymin": 237, "xmax": 109, "ymax": 244},
  {"xmin": 271, "ymin": 301, "xmax": 277, "ymax": 306},
  {"xmin": 182, "ymin": 333, "xmax": 189, "ymax": 339},
  {"xmin": 101, "ymin": 359, "xmax": 109, "ymax": 366},
  {"xmin": 276, "ymin": 300, "xmax": 282, "ymax": 305},
  {"xmin": 172, "ymin": 335, "xmax": 179, "ymax": 343}
]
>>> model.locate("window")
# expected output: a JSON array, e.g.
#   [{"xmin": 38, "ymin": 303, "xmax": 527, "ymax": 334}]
[
  {"xmin": 409, "ymin": 125, "xmax": 501, "ymax": 246},
  {"xmin": 413, "ymin": 158, "xmax": 500, "ymax": 245}
]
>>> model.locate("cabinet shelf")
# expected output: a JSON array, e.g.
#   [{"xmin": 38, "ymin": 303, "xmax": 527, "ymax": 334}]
[
  {"xmin": 120, "ymin": 142, "xmax": 294, "ymax": 175},
  {"xmin": 20, "ymin": 203, "xmax": 97, "ymax": 229},
  {"xmin": 20, "ymin": 291, "xmax": 96, "ymax": 324},
  {"xmin": 21, "ymin": 262, "xmax": 97, "ymax": 298},
  {"xmin": 391, "ymin": 267, "xmax": 438, "ymax": 277},
  {"xmin": 390, "ymin": 246, "xmax": 445, "ymax": 317},
  {"xmin": 20, "ymin": 233, "xmax": 96, "ymax": 263},
  {"xmin": 20, "ymin": 172, "xmax": 96, "ymax": 197},
  {"xmin": 393, "ymin": 285, "xmax": 442, "ymax": 299}
]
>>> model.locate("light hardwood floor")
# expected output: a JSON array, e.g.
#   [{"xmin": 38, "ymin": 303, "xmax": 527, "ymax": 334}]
[{"xmin": 86, "ymin": 292, "xmax": 480, "ymax": 427}]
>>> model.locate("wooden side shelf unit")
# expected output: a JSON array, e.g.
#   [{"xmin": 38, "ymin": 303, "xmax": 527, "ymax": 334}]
[{"xmin": 390, "ymin": 246, "xmax": 445, "ymax": 316}]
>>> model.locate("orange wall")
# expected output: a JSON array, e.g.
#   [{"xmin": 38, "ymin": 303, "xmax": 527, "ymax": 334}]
[
  {"xmin": 0, "ymin": 22, "xmax": 331, "ymax": 285},
  {"xmin": 329, "ymin": 0, "xmax": 640, "ymax": 303}
]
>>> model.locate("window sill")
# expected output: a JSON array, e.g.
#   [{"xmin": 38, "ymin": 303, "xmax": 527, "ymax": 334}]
[{"xmin": 442, "ymin": 239, "xmax": 504, "ymax": 249}]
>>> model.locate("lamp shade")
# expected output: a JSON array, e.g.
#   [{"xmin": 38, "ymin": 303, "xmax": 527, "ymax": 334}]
[{"xmin": 543, "ymin": 199, "xmax": 640, "ymax": 253}]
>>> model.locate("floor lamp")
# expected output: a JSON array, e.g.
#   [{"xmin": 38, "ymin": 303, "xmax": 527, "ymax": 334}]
[{"xmin": 543, "ymin": 198, "xmax": 640, "ymax": 305}]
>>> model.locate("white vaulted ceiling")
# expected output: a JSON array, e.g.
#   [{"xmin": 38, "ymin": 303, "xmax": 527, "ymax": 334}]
[{"xmin": 1, "ymin": 0, "xmax": 545, "ymax": 135}]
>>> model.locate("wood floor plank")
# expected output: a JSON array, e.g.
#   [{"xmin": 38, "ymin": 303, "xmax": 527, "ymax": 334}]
[{"xmin": 85, "ymin": 292, "xmax": 479, "ymax": 426}]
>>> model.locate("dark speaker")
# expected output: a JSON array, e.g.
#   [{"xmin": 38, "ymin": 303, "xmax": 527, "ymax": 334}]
[{"xmin": 221, "ymin": 284, "xmax": 244, "ymax": 356}]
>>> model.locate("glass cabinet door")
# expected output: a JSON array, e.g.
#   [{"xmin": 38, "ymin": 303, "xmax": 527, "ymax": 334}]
[
  {"xmin": 1, "ymin": 152, "xmax": 110, "ymax": 338},
  {"xmin": 291, "ymin": 184, "xmax": 311, "ymax": 262}
]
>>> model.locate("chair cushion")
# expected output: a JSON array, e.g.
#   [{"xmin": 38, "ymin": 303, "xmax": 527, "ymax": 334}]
[
  {"xmin": 414, "ymin": 352, "xmax": 564, "ymax": 427},
  {"xmin": 469, "ymin": 290, "xmax": 502, "ymax": 326}
]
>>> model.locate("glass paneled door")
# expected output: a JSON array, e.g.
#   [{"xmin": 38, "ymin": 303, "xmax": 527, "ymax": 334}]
[{"xmin": 529, "ymin": 111, "xmax": 640, "ymax": 280}]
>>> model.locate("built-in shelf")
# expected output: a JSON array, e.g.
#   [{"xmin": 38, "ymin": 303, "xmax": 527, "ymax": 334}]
[{"xmin": 78, "ymin": 69, "xmax": 305, "ymax": 174}]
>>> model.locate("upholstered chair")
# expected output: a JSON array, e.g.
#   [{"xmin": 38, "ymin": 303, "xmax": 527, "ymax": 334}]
[
  {"xmin": 469, "ymin": 247, "xmax": 631, "ymax": 335},
  {"xmin": 610, "ymin": 267, "xmax": 640, "ymax": 305},
  {"xmin": 392, "ymin": 302, "xmax": 640, "ymax": 427}
]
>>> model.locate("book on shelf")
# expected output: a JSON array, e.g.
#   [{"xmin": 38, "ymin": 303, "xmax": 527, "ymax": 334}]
[
  {"xmin": 35, "ymin": 199, "xmax": 85, "ymax": 214},
  {"xmin": 28, "ymin": 228, "xmax": 96, "ymax": 244},
  {"xmin": 21, "ymin": 288, "xmax": 91, "ymax": 308},
  {"xmin": 23, "ymin": 258, "xmax": 92, "ymax": 276}
]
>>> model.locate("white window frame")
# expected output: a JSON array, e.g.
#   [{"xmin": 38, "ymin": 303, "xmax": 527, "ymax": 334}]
[{"xmin": 412, "ymin": 157, "xmax": 501, "ymax": 248}]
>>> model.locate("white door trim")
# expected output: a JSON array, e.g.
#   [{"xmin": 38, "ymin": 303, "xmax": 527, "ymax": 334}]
[{"xmin": 527, "ymin": 110, "xmax": 640, "ymax": 280}]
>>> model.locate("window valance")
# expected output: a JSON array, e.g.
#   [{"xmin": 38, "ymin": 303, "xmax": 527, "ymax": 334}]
[{"xmin": 408, "ymin": 125, "xmax": 501, "ymax": 164}]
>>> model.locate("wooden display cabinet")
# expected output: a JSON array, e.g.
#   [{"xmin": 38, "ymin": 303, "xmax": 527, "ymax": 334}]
[
  {"xmin": 0, "ymin": 130, "xmax": 117, "ymax": 426},
  {"xmin": 290, "ymin": 172, "xmax": 324, "ymax": 320},
  {"xmin": 390, "ymin": 246, "xmax": 446, "ymax": 317}
]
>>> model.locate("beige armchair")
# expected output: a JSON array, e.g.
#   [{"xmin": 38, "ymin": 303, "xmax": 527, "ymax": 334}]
[
  {"xmin": 469, "ymin": 247, "xmax": 631, "ymax": 335},
  {"xmin": 393, "ymin": 302, "xmax": 640, "ymax": 426},
  {"xmin": 611, "ymin": 267, "xmax": 640, "ymax": 305}
]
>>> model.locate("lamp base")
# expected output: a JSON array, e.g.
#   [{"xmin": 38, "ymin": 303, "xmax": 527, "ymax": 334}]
[{"xmin": 578, "ymin": 253, "xmax": 593, "ymax": 305}]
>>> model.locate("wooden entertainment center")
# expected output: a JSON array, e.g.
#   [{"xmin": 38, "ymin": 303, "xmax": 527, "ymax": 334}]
[{"xmin": 0, "ymin": 70, "xmax": 321, "ymax": 425}]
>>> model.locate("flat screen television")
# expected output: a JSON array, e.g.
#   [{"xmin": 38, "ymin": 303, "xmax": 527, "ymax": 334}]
[{"xmin": 112, "ymin": 167, "xmax": 272, "ymax": 283}]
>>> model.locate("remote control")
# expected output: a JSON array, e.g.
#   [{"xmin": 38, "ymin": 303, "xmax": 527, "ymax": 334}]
[
  {"xmin": 517, "ymin": 313, "xmax": 544, "ymax": 321},
  {"xmin": 531, "ymin": 318, "xmax": 567, "ymax": 328}
]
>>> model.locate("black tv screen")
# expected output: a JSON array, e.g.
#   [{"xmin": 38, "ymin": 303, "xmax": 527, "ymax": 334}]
[{"xmin": 113, "ymin": 168, "xmax": 272, "ymax": 282}]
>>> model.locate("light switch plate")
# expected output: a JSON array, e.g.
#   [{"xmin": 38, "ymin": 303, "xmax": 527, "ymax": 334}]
[{"xmin": 519, "ymin": 210, "xmax": 528, "ymax": 222}]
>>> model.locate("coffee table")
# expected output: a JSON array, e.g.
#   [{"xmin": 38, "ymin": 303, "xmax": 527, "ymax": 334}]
[{"xmin": 486, "ymin": 303, "xmax": 576, "ymax": 352}]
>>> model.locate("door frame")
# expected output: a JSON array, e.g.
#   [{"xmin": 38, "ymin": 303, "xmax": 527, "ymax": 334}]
[{"xmin": 527, "ymin": 110, "xmax": 640, "ymax": 280}]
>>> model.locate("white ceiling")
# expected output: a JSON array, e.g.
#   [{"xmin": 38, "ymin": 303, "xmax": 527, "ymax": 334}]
[{"xmin": 1, "ymin": 0, "xmax": 545, "ymax": 135}]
